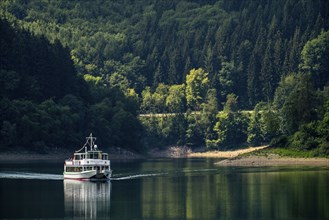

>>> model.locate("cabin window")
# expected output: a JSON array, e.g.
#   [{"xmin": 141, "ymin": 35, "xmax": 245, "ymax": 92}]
[
  {"xmin": 88, "ymin": 153, "xmax": 100, "ymax": 159},
  {"xmin": 66, "ymin": 167, "xmax": 82, "ymax": 172}
]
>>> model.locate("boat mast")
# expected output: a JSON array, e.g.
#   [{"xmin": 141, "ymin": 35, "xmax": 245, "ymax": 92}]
[{"xmin": 88, "ymin": 133, "xmax": 96, "ymax": 151}]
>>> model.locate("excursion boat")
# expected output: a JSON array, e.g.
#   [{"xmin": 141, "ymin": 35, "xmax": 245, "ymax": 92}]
[{"xmin": 63, "ymin": 133, "xmax": 112, "ymax": 180}]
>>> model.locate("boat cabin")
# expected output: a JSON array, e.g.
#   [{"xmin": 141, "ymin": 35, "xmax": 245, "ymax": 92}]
[
  {"xmin": 73, "ymin": 151, "xmax": 109, "ymax": 160},
  {"xmin": 63, "ymin": 133, "xmax": 112, "ymax": 179},
  {"xmin": 65, "ymin": 150, "xmax": 110, "ymax": 172}
]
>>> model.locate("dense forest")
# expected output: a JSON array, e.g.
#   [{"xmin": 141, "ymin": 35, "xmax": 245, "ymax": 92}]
[
  {"xmin": 0, "ymin": 0, "xmax": 328, "ymax": 154},
  {"xmin": 0, "ymin": 19, "xmax": 142, "ymax": 152}
]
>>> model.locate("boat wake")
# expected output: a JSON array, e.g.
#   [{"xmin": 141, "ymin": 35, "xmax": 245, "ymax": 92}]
[
  {"xmin": 110, "ymin": 173, "xmax": 167, "ymax": 181},
  {"xmin": 0, "ymin": 171, "xmax": 166, "ymax": 181},
  {"xmin": 0, "ymin": 171, "xmax": 63, "ymax": 180}
]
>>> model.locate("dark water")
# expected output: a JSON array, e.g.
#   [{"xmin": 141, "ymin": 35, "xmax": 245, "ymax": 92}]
[{"xmin": 0, "ymin": 159, "xmax": 329, "ymax": 219}]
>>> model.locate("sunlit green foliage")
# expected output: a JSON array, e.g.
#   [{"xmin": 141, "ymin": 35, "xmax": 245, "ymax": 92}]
[
  {"xmin": 223, "ymin": 93, "xmax": 238, "ymax": 113},
  {"xmin": 166, "ymin": 84, "xmax": 186, "ymax": 113},
  {"xmin": 247, "ymin": 102, "xmax": 280, "ymax": 146},
  {"xmin": 207, "ymin": 111, "xmax": 249, "ymax": 149},
  {"xmin": 186, "ymin": 68, "xmax": 209, "ymax": 110},
  {"xmin": 153, "ymin": 83, "xmax": 169, "ymax": 113}
]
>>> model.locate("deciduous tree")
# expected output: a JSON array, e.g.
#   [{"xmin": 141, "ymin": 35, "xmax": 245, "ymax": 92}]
[{"xmin": 186, "ymin": 68, "xmax": 209, "ymax": 110}]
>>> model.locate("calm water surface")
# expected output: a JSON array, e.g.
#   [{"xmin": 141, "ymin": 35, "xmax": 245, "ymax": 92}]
[{"xmin": 0, "ymin": 158, "xmax": 329, "ymax": 219}]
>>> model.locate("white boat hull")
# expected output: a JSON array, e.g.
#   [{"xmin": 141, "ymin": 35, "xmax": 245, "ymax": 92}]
[{"xmin": 64, "ymin": 170, "xmax": 112, "ymax": 180}]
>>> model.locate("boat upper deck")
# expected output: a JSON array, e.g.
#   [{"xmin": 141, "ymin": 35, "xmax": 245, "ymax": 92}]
[
  {"xmin": 72, "ymin": 151, "xmax": 109, "ymax": 160},
  {"xmin": 65, "ymin": 151, "xmax": 110, "ymax": 166},
  {"xmin": 64, "ymin": 133, "xmax": 110, "ymax": 167}
]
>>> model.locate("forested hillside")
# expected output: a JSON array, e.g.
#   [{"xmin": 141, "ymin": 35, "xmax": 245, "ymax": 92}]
[
  {"xmin": 1, "ymin": 0, "xmax": 329, "ymax": 153},
  {"xmin": 0, "ymin": 19, "xmax": 142, "ymax": 152},
  {"xmin": 1, "ymin": 0, "xmax": 328, "ymax": 107}
]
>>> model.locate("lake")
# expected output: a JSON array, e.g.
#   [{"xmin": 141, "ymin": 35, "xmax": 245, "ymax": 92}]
[{"xmin": 0, "ymin": 158, "xmax": 329, "ymax": 219}]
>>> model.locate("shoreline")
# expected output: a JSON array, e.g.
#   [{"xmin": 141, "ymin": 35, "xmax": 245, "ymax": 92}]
[
  {"xmin": 0, "ymin": 148, "xmax": 144, "ymax": 162},
  {"xmin": 147, "ymin": 146, "xmax": 268, "ymax": 158},
  {"xmin": 1, "ymin": 146, "xmax": 328, "ymax": 167},
  {"xmin": 0, "ymin": 146, "xmax": 265, "ymax": 162},
  {"xmin": 187, "ymin": 146, "xmax": 268, "ymax": 158},
  {"xmin": 215, "ymin": 154, "xmax": 329, "ymax": 167},
  {"xmin": 0, "ymin": 149, "xmax": 71, "ymax": 162}
]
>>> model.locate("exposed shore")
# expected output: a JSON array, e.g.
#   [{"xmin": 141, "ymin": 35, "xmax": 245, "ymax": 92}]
[
  {"xmin": 216, "ymin": 154, "xmax": 329, "ymax": 167},
  {"xmin": 148, "ymin": 146, "xmax": 329, "ymax": 167},
  {"xmin": 147, "ymin": 146, "xmax": 268, "ymax": 158},
  {"xmin": 188, "ymin": 146, "xmax": 268, "ymax": 158}
]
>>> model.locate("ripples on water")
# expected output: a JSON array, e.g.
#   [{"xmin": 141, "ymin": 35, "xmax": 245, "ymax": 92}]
[
  {"xmin": 0, "ymin": 166, "xmax": 223, "ymax": 181},
  {"xmin": 1, "ymin": 159, "xmax": 329, "ymax": 219}
]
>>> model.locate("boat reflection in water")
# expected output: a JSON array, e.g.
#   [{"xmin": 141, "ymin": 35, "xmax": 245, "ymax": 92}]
[{"xmin": 64, "ymin": 180, "xmax": 111, "ymax": 219}]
